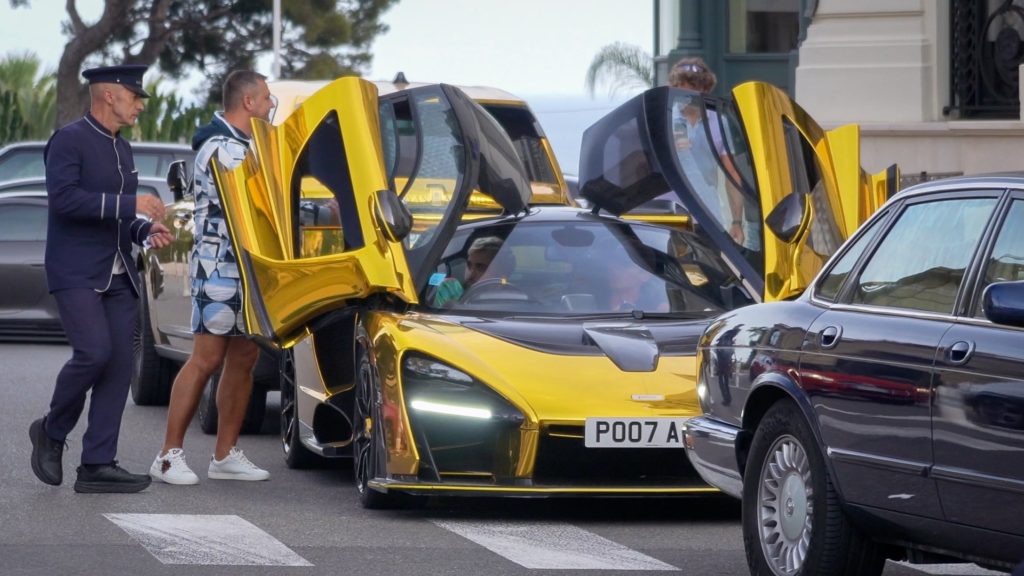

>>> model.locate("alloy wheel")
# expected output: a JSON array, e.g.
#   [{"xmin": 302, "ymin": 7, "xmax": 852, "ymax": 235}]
[
  {"xmin": 352, "ymin": 353, "xmax": 375, "ymax": 495},
  {"xmin": 756, "ymin": 434, "xmax": 813, "ymax": 575}
]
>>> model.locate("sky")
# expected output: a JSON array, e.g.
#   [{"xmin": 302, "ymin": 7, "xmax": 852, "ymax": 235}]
[{"xmin": 0, "ymin": 0, "xmax": 654, "ymax": 171}]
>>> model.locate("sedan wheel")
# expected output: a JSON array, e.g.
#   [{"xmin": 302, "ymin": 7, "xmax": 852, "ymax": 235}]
[
  {"xmin": 756, "ymin": 435, "xmax": 812, "ymax": 574},
  {"xmin": 742, "ymin": 400, "xmax": 885, "ymax": 576}
]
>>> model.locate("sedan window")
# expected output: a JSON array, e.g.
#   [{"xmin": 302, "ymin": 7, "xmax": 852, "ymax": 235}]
[
  {"xmin": 973, "ymin": 199, "xmax": 1024, "ymax": 317},
  {"xmin": 814, "ymin": 212, "xmax": 886, "ymax": 302},
  {"xmin": 851, "ymin": 197, "xmax": 997, "ymax": 314}
]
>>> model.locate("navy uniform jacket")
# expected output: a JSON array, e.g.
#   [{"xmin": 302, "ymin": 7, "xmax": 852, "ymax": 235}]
[{"xmin": 44, "ymin": 113, "xmax": 154, "ymax": 296}]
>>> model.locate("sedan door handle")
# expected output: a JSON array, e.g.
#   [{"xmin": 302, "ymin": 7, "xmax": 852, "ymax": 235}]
[
  {"xmin": 948, "ymin": 341, "xmax": 975, "ymax": 365},
  {"xmin": 819, "ymin": 326, "xmax": 842, "ymax": 350}
]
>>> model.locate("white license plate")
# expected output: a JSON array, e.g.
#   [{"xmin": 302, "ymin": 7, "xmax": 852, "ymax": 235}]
[{"xmin": 584, "ymin": 417, "xmax": 689, "ymax": 448}]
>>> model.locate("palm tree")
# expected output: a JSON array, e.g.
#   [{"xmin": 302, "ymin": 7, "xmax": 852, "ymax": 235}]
[
  {"xmin": 0, "ymin": 52, "xmax": 57, "ymax": 143},
  {"xmin": 585, "ymin": 42, "xmax": 654, "ymax": 98}
]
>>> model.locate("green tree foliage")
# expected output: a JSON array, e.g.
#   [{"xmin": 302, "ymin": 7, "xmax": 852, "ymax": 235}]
[
  {"xmin": 9, "ymin": 0, "xmax": 399, "ymax": 127},
  {"xmin": 129, "ymin": 78, "xmax": 216, "ymax": 143},
  {"xmin": 0, "ymin": 52, "xmax": 56, "ymax": 144},
  {"xmin": 585, "ymin": 42, "xmax": 654, "ymax": 98}
]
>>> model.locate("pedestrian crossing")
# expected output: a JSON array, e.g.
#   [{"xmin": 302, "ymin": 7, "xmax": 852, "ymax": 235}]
[{"xmin": 102, "ymin": 513, "xmax": 1005, "ymax": 574}]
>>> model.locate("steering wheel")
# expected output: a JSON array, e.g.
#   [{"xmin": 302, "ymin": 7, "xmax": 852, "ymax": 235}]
[{"xmin": 460, "ymin": 278, "xmax": 534, "ymax": 304}]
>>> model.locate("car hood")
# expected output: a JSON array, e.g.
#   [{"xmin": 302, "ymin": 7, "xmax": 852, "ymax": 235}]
[{"xmin": 372, "ymin": 312, "xmax": 705, "ymax": 423}]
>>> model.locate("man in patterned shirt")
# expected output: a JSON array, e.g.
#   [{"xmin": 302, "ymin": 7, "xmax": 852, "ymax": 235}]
[{"xmin": 150, "ymin": 70, "xmax": 275, "ymax": 485}]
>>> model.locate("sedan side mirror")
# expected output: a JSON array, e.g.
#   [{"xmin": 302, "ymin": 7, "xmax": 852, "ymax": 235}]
[
  {"xmin": 166, "ymin": 160, "xmax": 190, "ymax": 202},
  {"xmin": 982, "ymin": 280, "xmax": 1024, "ymax": 328}
]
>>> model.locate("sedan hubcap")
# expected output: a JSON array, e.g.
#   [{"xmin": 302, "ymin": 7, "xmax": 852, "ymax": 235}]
[{"xmin": 757, "ymin": 435, "xmax": 813, "ymax": 575}]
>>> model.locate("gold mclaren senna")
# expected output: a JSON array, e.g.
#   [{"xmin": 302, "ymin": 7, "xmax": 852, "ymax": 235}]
[{"xmin": 201, "ymin": 76, "xmax": 895, "ymax": 508}]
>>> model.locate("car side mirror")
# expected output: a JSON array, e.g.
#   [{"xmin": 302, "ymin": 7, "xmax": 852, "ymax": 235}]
[
  {"xmin": 374, "ymin": 189, "xmax": 413, "ymax": 242},
  {"xmin": 982, "ymin": 280, "xmax": 1024, "ymax": 328},
  {"xmin": 764, "ymin": 191, "xmax": 807, "ymax": 243},
  {"xmin": 166, "ymin": 160, "xmax": 190, "ymax": 202}
]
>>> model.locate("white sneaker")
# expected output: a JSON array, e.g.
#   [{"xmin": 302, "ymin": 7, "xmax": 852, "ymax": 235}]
[
  {"xmin": 150, "ymin": 448, "xmax": 200, "ymax": 485},
  {"xmin": 207, "ymin": 447, "xmax": 270, "ymax": 481}
]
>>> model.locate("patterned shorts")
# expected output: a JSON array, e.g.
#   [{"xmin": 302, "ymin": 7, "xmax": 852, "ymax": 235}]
[{"xmin": 191, "ymin": 269, "xmax": 245, "ymax": 336}]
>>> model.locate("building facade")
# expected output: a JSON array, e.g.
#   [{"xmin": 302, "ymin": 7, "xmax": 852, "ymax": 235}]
[{"xmin": 654, "ymin": 0, "xmax": 1024, "ymax": 180}]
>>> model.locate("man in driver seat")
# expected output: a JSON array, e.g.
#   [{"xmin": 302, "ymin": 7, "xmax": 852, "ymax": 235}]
[{"xmin": 433, "ymin": 236, "xmax": 514, "ymax": 306}]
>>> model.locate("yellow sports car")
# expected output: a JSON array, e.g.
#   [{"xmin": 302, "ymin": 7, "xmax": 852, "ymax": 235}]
[{"xmin": 208, "ymin": 77, "xmax": 895, "ymax": 508}]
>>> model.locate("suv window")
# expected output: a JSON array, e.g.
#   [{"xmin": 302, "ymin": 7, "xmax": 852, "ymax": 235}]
[
  {"xmin": 0, "ymin": 202, "xmax": 47, "ymax": 241},
  {"xmin": 850, "ymin": 197, "xmax": 997, "ymax": 314},
  {"xmin": 0, "ymin": 149, "xmax": 44, "ymax": 181},
  {"xmin": 974, "ymin": 199, "xmax": 1024, "ymax": 317}
]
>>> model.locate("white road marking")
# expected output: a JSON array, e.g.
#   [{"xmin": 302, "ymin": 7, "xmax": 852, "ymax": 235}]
[
  {"xmin": 432, "ymin": 520, "xmax": 678, "ymax": 571},
  {"xmin": 895, "ymin": 561, "xmax": 1006, "ymax": 575},
  {"xmin": 105, "ymin": 513, "xmax": 312, "ymax": 566}
]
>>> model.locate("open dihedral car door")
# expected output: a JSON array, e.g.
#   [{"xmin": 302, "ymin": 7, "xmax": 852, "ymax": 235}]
[
  {"xmin": 579, "ymin": 81, "xmax": 896, "ymax": 304},
  {"xmin": 211, "ymin": 77, "xmax": 417, "ymax": 346},
  {"xmin": 728, "ymin": 81, "xmax": 895, "ymax": 301}
]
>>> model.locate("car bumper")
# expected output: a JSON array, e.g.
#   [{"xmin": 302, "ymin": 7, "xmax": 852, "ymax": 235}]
[
  {"xmin": 368, "ymin": 478, "xmax": 719, "ymax": 497},
  {"xmin": 683, "ymin": 416, "xmax": 743, "ymax": 499}
]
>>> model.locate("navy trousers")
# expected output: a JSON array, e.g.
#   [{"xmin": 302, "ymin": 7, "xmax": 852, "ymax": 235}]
[{"xmin": 46, "ymin": 274, "xmax": 137, "ymax": 465}]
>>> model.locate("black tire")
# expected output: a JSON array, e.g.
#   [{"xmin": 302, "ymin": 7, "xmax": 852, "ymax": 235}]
[
  {"xmin": 352, "ymin": 341, "xmax": 424, "ymax": 509},
  {"xmin": 742, "ymin": 400, "xmax": 885, "ymax": 576},
  {"xmin": 130, "ymin": 274, "xmax": 172, "ymax": 406},
  {"xmin": 279, "ymin": 349, "xmax": 319, "ymax": 468},
  {"xmin": 197, "ymin": 371, "xmax": 268, "ymax": 436}
]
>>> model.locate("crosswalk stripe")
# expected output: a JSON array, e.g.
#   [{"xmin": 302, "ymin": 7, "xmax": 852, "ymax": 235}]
[
  {"xmin": 432, "ymin": 520, "xmax": 678, "ymax": 571},
  {"xmin": 104, "ymin": 513, "xmax": 312, "ymax": 566},
  {"xmin": 896, "ymin": 562, "xmax": 1006, "ymax": 575}
]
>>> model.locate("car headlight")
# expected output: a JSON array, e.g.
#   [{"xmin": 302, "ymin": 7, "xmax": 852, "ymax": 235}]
[{"xmin": 402, "ymin": 354, "xmax": 522, "ymax": 424}]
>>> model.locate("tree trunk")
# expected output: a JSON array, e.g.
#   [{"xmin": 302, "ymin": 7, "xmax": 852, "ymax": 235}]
[{"xmin": 53, "ymin": 0, "xmax": 137, "ymax": 129}]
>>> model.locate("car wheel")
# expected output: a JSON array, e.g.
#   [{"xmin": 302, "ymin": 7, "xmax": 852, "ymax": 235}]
[
  {"xmin": 130, "ymin": 274, "xmax": 172, "ymax": 406},
  {"xmin": 197, "ymin": 371, "xmax": 268, "ymax": 436},
  {"xmin": 352, "ymin": 342, "xmax": 424, "ymax": 509},
  {"xmin": 279, "ymin": 349, "xmax": 318, "ymax": 468},
  {"xmin": 743, "ymin": 400, "xmax": 885, "ymax": 576}
]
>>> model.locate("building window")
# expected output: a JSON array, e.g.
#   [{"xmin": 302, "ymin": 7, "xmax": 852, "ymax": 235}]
[
  {"xmin": 728, "ymin": 0, "xmax": 801, "ymax": 54},
  {"xmin": 949, "ymin": 0, "xmax": 1024, "ymax": 118}
]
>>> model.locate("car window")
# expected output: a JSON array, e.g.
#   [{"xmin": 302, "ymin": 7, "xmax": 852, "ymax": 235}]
[
  {"xmin": 292, "ymin": 110, "xmax": 359, "ymax": 258},
  {"xmin": 427, "ymin": 220, "xmax": 743, "ymax": 315},
  {"xmin": 851, "ymin": 197, "xmax": 997, "ymax": 314},
  {"xmin": 814, "ymin": 212, "xmax": 887, "ymax": 302},
  {"xmin": 973, "ymin": 199, "xmax": 1024, "ymax": 318},
  {"xmin": 0, "ymin": 150, "xmax": 45, "ymax": 181},
  {"xmin": 0, "ymin": 203, "xmax": 47, "ymax": 241}
]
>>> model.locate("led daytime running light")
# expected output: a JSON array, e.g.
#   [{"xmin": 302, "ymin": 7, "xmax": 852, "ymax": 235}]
[{"xmin": 410, "ymin": 399, "xmax": 492, "ymax": 420}]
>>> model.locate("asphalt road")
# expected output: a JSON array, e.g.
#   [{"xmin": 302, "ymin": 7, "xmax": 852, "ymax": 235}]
[{"xmin": 0, "ymin": 343, "xmax": 1005, "ymax": 576}]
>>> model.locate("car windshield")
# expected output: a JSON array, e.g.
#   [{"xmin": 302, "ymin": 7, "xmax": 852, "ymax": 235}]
[{"xmin": 424, "ymin": 218, "xmax": 746, "ymax": 315}]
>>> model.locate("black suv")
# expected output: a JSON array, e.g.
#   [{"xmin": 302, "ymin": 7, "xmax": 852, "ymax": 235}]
[
  {"xmin": 0, "ymin": 140, "xmax": 193, "ymax": 183},
  {"xmin": 685, "ymin": 174, "xmax": 1024, "ymax": 574}
]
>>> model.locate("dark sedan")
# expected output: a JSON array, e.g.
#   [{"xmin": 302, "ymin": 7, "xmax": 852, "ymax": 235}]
[
  {"xmin": 685, "ymin": 174, "xmax": 1024, "ymax": 574},
  {"xmin": 0, "ymin": 191, "xmax": 62, "ymax": 341}
]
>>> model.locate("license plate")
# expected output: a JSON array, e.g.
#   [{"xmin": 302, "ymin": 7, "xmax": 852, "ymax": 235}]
[{"xmin": 584, "ymin": 417, "xmax": 689, "ymax": 448}]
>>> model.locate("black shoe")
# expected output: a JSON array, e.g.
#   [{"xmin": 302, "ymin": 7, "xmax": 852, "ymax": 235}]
[
  {"xmin": 29, "ymin": 417, "xmax": 64, "ymax": 486},
  {"xmin": 73, "ymin": 463, "xmax": 152, "ymax": 494}
]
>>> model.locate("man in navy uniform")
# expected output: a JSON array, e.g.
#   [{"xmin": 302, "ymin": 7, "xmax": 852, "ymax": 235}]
[{"xmin": 29, "ymin": 64, "xmax": 174, "ymax": 493}]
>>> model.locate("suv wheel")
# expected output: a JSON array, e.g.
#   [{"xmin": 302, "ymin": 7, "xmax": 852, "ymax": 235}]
[
  {"xmin": 743, "ymin": 400, "xmax": 885, "ymax": 576},
  {"xmin": 197, "ymin": 371, "xmax": 268, "ymax": 435},
  {"xmin": 130, "ymin": 275, "xmax": 172, "ymax": 406}
]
